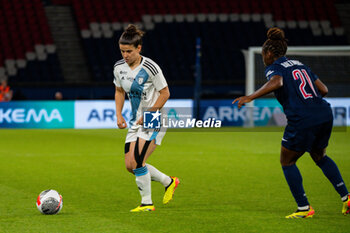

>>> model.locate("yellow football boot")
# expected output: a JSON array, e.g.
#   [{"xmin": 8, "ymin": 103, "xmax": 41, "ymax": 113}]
[
  {"xmin": 285, "ymin": 206, "xmax": 315, "ymax": 219},
  {"xmin": 130, "ymin": 204, "xmax": 155, "ymax": 212},
  {"xmin": 342, "ymin": 195, "xmax": 350, "ymax": 215},
  {"xmin": 163, "ymin": 177, "xmax": 180, "ymax": 204}
]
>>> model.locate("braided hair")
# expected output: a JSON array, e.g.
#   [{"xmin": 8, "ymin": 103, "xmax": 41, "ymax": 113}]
[
  {"xmin": 262, "ymin": 27, "xmax": 288, "ymax": 58},
  {"xmin": 119, "ymin": 24, "xmax": 145, "ymax": 47}
]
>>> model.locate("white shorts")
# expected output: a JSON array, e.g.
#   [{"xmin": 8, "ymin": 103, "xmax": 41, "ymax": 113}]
[{"xmin": 125, "ymin": 125, "xmax": 167, "ymax": 145}]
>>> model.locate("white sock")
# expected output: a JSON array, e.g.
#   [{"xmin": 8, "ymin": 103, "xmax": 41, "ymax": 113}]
[
  {"xmin": 133, "ymin": 166, "xmax": 152, "ymax": 205},
  {"xmin": 146, "ymin": 163, "xmax": 172, "ymax": 187},
  {"xmin": 297, "ymin": 205, "xmax": 309, "ymax": 211},
  {"xmin": 341, "ymin": 194, "xmax": 349, "ymax": 202}
]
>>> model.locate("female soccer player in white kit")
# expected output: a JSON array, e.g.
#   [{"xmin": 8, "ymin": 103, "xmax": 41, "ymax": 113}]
[{"xmin": 114, "ymin": 24, "xmax": 179, "ymax": 212}]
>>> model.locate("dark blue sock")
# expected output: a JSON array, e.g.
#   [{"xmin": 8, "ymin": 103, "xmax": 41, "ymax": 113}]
[
  {"xmin": 317, "ymin": 156, "xmax": 349, "ymax": 198},
  {"xmin": 282, "ymin": 164, "xmax": 309, "ymax": 207}
]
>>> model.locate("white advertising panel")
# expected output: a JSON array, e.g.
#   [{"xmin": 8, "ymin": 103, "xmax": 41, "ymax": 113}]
[
  {"xmin": 325, "ymin": 98, "xmax": 350, "ymax": 126},
  {"xmin": 74, "ymin": 100, "xmax": 192, "ymax": 129},
  {"xmin": 74, "ymin": 100, "xmax": 131, "ymax": 129}
]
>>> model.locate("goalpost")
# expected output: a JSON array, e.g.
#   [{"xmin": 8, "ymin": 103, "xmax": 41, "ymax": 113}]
[{"xmin": 244, "ymin": 46, "xmax": 350, "ymax": 127}]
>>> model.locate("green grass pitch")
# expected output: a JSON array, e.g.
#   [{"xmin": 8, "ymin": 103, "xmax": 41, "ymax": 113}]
[{"xmin": 0, "ymin": 128, "xmax": 349, "ymax": 233}]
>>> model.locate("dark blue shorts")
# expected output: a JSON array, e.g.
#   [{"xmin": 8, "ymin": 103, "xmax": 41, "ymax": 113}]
[{"xmin": 282, "ymin": 120, "xmax": 333, "ymax": 152}]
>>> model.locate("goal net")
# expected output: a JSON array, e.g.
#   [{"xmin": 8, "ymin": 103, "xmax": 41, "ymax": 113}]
[{"xmin": 244, "ymin": 46, "xmax": 350, "ymax": 127}]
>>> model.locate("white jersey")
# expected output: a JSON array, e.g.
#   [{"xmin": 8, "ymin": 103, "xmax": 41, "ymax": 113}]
[{"xmin": 113, "ymin": 56, "xmax": 168, "ymax": 128}]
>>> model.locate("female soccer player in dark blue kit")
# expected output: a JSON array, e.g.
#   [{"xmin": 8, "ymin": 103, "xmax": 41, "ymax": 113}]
[{"xmin": 233, "ymin": 27, "xmax": 350, "ymax": 218}]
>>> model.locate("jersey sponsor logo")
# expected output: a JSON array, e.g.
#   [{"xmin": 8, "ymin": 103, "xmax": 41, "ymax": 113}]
[
  {"xmin": 138, "ymin": 77, "xmax": 144, "ymax": 85},
  {"xmin": 128, "ymin": 91, "xmax": 146, "ymax": 99},
  {"xmin": 120, "ymin": 71, "xmax": 127, "ymax": 75}
]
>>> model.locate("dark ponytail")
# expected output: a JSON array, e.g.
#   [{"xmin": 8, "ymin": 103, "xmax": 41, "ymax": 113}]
[
  {"xmin": 262, "ymin": 27, "xmax": 288, "ymax": 57},
  {"xmin": 119, "ymin": 24, "xmax": 145, "ymax": 47}
]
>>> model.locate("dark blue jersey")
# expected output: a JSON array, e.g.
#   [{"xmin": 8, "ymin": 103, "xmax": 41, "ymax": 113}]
[{"xmin": 265, "ymin": 56, "xmax": 332, "ymax": 127}]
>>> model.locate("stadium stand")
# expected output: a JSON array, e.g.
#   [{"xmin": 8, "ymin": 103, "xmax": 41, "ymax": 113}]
[
  {"xmin": 69, "ymin": 0, "xmax": 348, "ymax": 88},
  {"xmin": 0, "ymin": 0, "xmax": 63, "ymax": 84},
  {"xmin": 1, "ymin": 0, "xmax": 349, "ymax": 99}
]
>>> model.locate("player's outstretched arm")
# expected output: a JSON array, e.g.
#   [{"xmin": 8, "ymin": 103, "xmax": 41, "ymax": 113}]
[
  {"xmin": 314, "ymin": 79, "xmax": 328, "ymax": 97},
  {"xmin": 233, "ymin": 75, "xmax": 283, "ymax": 109},
  {"xmin": 115, "ymin": 86, "xmax": 127, "ymax": 129}
]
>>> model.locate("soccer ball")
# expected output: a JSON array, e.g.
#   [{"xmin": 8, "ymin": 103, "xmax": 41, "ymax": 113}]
[{"xmin": 36, "ymin": 189, "xmax": 63, "ymax": 215}]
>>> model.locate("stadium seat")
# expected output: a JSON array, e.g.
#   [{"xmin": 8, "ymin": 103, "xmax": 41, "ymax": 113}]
[
  {"xmin": 0, "ymin": 0, "xmax": 63, "ymax": 83},
  {"xmin": 62, "ymin": 0, "xmax": 349, "ymax": 97}
]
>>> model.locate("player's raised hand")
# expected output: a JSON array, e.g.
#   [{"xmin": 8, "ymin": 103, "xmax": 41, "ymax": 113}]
[
  {"xmin": 136, "ymin": 116, "xmax": 143, "ymax": 125},
  {"xmin": 232, "ymin": 96, "xmax": 252, "ymax": 109},
  {"xmin": 117, "ymin": 115, "xmax": 127, "ymax": 129}
]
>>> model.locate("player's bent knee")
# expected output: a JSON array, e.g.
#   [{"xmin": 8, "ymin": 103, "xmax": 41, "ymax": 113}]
[
  {"xmin": 125, "ymin": 166, "xmax": 134, "ymax": 173},
  {"xmin": 125, "ymin": 153, "xmax": 136, "ymax": 173},
  {"xmin": 310, "ymin": 153, "xmax": 325, "ymax": 163},
  {"xmin": 280, "ymin": 160, "xmax": 296, "ymax": 167},
  {"xmin": 310, "ymin": 148, "xmax": 326, "ymax": 163},
  {"xmin": 280, "ymin": 146, "xmax": 304, "ymax": 166},
  {"xmin": 280, "ymin": 155, "xmax": 297, "ymax": 166},
  {"xmin": 125, "ymin": 161, "xmax": 135, "ymax": 173}
]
